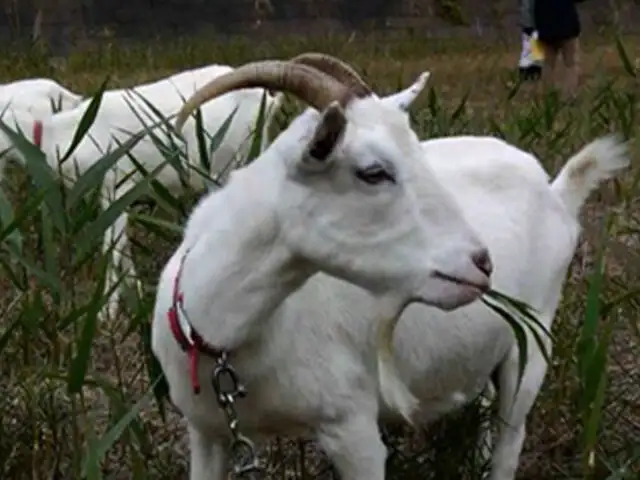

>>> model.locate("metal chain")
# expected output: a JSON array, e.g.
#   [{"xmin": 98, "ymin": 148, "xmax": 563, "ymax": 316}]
[{"xmin": 211, "ymin": 351, "xmax": 263, "ymax": 478}]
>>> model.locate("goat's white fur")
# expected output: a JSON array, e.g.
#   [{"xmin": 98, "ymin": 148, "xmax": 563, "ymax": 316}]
[
  {"xmin": 0, "ymin": 64, "xmax": 284, "ymax": 320},
  {"xmin": 0, "ymin": 77, "xmax": 83, "ymax": 117},
  {"xmin": 153, "ymin": 122, "xmax": 629, "ymax": 480}
]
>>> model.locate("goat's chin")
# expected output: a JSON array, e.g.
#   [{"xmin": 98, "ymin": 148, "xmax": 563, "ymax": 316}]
[{"xmin": 421, "ymin": 277, "xmax": 487, "ymax": 311}]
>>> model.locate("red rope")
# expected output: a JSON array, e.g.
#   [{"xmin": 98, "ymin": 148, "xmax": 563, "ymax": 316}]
[{"xmin": 33, "ymin": 120, "xmax": 43, "ymax": 148}]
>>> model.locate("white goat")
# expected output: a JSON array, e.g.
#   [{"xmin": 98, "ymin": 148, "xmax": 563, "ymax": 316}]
[
  {"xmin": 0, "ymin": 77, "xmax": 83, "ymax": 117},
  {"xmin": 0, "ymin": 63, "xmax": 284, "ymax": 320},
  {"xmin": 151, "ymin": 58, "xmax": 495, "ymax": 480},
  {"xmin": 152, "ymin": 57, "xmax": 630, "ymax": 480}
]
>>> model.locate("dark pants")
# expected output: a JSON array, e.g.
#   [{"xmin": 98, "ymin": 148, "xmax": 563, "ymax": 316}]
[{"xmin": 534, "ymin": 0, "xmax": 581, "ymax": 46}]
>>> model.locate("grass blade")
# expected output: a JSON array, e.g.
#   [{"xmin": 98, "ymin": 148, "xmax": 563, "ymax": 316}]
[
  {"xmin": 614, "ymin": 35, "xmax": 637, "ymax": 78},
  {"xmin": 0, "ymin": 119, "xmax": 66, "ymax": 232},
  {"xmin": 481, "ymin": 294, "xmax": 528, "ymax": 398},
  {"xmin": 0, "ymin": 184, "xmax": 22, "ymax": 252},
  {"xmin": 60, "ymin": 77, "xmax": 110, "ymax": 162},
  {"xmin": 81, "ymin": 377, "xmax": 161, "ymax": 479},
  {"xmin": 67, "ymin": 264, "xmax": 109, "ymax": 394},
  {"xmin": 66, "ymin": 131, "xmax": 146, "ymax": 208},
  {"xmin": 244, "ymin": 91, "xmax": 268, "ymax": 166},
  {"xmin": 75, "ymin": 161, "xmax": 168, "ymax": 259}
]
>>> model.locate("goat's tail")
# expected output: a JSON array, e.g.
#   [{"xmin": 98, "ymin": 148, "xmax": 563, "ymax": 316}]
[
  {"xmin": 259, "ymin": 92, "xmax": 285, "ymax": 153},
  {"xmin": 550, "ymin": 134, "xmax": 630, "ymax": 218}
]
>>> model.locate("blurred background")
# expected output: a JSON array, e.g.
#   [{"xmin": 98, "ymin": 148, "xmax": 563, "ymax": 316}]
[{"xmin": 1, "ymin": 0, "xmax": 639, "ymax": 55}]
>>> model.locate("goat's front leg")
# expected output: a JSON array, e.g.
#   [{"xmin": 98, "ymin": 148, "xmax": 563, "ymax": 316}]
[
  {"xmin": 188, "ymin": 425, "xmax": 227, "ymax": 480},
  {"xmin": 99, "ymin": 202, "xmax": 135, "ymax": 321},
  {"xmin": 316, "ymin": 410, "xmax": 387, "ymax": 480},
  {"xmin": 113, "ymin": 212, "xmax": 140, "ymax": 296},
  {"xmin": 477, "ymin": 381, "xmax": 497, "ymax": 478},
  {"xmin": 489, "ymin": 341, "xmax": 551, "ymax": 480}
]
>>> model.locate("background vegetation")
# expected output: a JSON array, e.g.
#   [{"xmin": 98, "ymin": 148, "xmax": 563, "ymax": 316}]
[
  {"xmin": 0, "ymin": 27, "xmax": 638, "ymax": 479},
  {"xmin": 1, "ymin": 0, "xmax": 639, "ymax": 53}
]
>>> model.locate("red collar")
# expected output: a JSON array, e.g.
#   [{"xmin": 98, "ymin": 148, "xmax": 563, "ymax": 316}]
[
  {"xmin": 168, "ymin": 248, "xmax": 224, "ymax": 394},
  {"xmin": 33, "ymin": 120, "xmax": 43, "ymax": 148}
]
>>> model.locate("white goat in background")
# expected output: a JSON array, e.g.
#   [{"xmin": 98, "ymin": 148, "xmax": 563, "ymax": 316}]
[
  {"xmin": 0, "ymin": 77, "xmax": 83, "ymax": 117},
  {"xmin": 0, "ymin": 63, "xmax": 284, "ymax": 320},
  {"xmin": 0, "ymin": 59, "xmax": 430, "ymax": 321},
  {"xmin": 152, "ymin": 55, "xmax": 630, "ymax": 480}
]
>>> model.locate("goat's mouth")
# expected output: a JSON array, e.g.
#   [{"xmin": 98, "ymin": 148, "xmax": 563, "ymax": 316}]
[{"xmin": 432, "ymin": 271, "xmax": 490, "ymax": 293}]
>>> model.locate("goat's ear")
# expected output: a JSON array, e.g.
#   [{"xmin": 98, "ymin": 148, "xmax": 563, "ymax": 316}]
[
  {"xmin": 380, "ymin": 71, "xmax": 431, "ymax": 112},
  {"xmin": 298, "ymin": 101, "xmax": 347, "ymax": 173}
]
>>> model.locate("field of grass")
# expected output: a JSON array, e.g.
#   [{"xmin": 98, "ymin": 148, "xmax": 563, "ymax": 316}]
[{"xmin": 0, "ymin": 29, "xmax": 638, "ymax": 479}]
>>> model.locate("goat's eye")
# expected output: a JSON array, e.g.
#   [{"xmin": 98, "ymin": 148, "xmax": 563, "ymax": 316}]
[{"xmin": 354, "ymin": 165, "xmax": 396, "ymax": 185}]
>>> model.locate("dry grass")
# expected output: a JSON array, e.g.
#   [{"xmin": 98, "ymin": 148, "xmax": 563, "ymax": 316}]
[{"xmin": 0, "ymin": 30, "xmax": 638, "ymax": 479}]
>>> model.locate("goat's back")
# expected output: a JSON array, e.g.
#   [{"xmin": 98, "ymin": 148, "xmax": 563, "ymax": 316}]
[
  {"xmin": 217, "ymin": 135, "xmax": 580, "ymax": 427},
  {"xmin": 149, "ymin": 134, "xmax": 589, "ymax": 438},
  {"xmin": 422, "ymin": 135, "xmax": 580, "ymax": 313},
  {"xmin": 0, "ymin": 78, "xmax": 81, "ymax": 116}
]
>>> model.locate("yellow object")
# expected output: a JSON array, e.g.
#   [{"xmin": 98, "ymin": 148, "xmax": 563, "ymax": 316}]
[{"xmin": 530, "ymin": 37, "xmax": 545, "ymax": 62}]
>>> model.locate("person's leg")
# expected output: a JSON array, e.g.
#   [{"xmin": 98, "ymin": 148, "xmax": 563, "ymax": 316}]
[
  {"xmin": 560, "ymin": 37, "xmax": 580, "ymax": 96},
  {"xmin": 539, "ymin": 41, "xmax": 559, "ymax": 91}
]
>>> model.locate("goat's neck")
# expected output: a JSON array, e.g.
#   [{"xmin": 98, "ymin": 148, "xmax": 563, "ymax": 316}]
[{"xmin": 177, "ymin": 156, "xmax": 312, "ymax": 352}]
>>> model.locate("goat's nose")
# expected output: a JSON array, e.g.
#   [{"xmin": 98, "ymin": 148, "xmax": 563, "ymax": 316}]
[{"xmin": 472, "ymin": 248, "xmax": 493, "ymax": 277}]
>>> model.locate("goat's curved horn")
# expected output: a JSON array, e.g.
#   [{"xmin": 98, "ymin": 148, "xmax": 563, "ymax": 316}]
[
  {"xmin": 290, "ymin": 52, "xmax": 373, "ymax": 97},
  {"xmin": 175, "ymin": 60, "xmax": 351, "ymax": 133}
]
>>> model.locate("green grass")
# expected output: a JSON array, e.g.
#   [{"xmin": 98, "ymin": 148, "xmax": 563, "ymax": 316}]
[{"xmin": 0, "ymin": 30, "xmax": 639, "ymax": 479}]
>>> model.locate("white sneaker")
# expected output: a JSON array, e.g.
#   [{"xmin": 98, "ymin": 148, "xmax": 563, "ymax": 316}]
[{"xmin": 519, "ymin": 31, "xmax": 544, "ymax": 69}]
